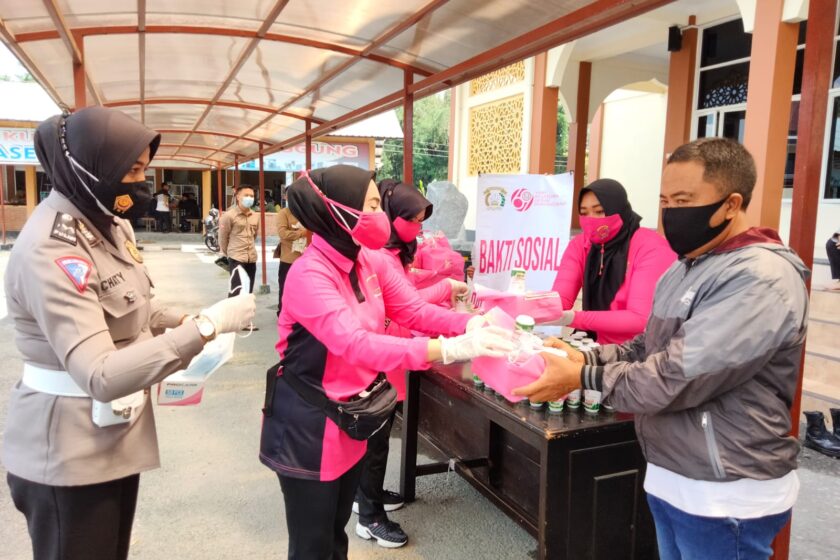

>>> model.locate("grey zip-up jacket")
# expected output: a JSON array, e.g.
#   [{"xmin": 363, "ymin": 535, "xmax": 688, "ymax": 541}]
[{"xmin": 581, "ymin": 228, "xmax": 809, "ymax": 482}]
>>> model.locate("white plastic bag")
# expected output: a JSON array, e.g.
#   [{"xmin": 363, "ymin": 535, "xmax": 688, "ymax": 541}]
[{"xmin": 157, "ymin": 267, "xmax": 246, "ymax": 405}]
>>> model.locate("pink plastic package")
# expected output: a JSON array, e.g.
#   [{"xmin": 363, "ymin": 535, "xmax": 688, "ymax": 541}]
[
  {"xmin": 410, "ymin": 233, "xmax": 465, "ymax": 288},
  {"xmin": 472, "ymin": 283, "xmax": 564, "ymax": 324},
  {"xmin": 473, "ymin": 354, "xmax": 545, "ymax": 403},
  {"xmin": 471, "ymin": 306, "xmax": 545, "ymax": 403}
]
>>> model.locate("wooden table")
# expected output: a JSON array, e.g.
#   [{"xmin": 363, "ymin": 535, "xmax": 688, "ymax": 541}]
[{"xmin": 399, "ymin": 364, "xmax": 657, "ymax": 560}]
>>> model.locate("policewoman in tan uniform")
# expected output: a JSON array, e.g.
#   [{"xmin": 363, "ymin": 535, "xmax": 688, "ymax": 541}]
[{"xmin": 3, "ymin": 107, "xmax": 255, "ymax": 560}]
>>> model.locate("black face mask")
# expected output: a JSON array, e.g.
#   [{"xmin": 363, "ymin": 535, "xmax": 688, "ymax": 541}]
[
  {"xmin": 98, "ymin": 180, "xmax": 153, "ymax": 222},
  {"xmin": 661, "ymin": 197, "xmax": 732, "ymax": 257}
]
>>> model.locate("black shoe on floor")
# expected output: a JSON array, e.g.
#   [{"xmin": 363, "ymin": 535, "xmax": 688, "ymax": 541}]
[
  {"xmin": 352, "ymin": 490, "xmax": 405, "ymax": 514},
  {"xmin": 355, "ymin": 520, "xmax": 408, "ymax": 548},
  {"xmin": 381, "ymin": 490, "xmax": 405, "ymax": 512},
  {"xmin": 830, "ymin": 408, "xmax": 840, "ymax": 439},
  {"xmin": 804, "ymin": 411, "xmax": 840, "ymax": 458}
]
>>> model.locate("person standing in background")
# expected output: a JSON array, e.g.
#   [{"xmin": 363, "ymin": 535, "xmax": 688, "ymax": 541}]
[
  {"xmin": 275, "ymin": 206, "xmax": 308, "ymax": 315},
  {"xmin": 826, "ymin": 228, "xmax": 840, "ymax": 291},
  {"xmin": 219, "ymin": 185, "xmax": 260, "ymax": 311},
  {"xmin": 153, "ymin": 182, "xmax": 171, "ymax": 233}
]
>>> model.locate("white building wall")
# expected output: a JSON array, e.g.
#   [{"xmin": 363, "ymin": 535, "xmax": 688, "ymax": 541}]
[
  {"xmin": 598, "ymin": 89, "xmax": 668, "ymax": 229},
  {"xmin": 779, "ymin": 201, "xmax": 840, "ymax": 259}
]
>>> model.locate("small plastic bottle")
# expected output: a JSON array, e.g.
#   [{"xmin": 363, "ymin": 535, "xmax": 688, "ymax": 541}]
[
  {"xmin": 529, "ymin": 399, "xmax": 545, "ymax": 410},
  {"xmin": 515, "ymin": 315, "xmax": 535, "ymax": 333},
  {"xmin": 509, "ymin": 268, "xmax": 527, "ymax": 294},
  {"xmin": 566, "ymin": 389, "xmax": 582, "ymax": 409},
  {"xmin": 548, "ymin": 397, "xmax": 565, "ymax": 413},
  {"xmin": 472, "ymin": 374, "xmax": 484, "ymax": 387},
  {"xmin": 583, "ymin": 390, "xmax": 602, "ymax": 414}
]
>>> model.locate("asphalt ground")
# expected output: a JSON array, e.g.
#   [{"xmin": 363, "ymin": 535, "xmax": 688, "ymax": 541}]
[{"xmin": 0, "ymin": 238, "xmax": 838, "ymax": 559}]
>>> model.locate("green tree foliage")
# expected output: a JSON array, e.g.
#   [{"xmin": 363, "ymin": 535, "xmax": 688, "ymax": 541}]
[
  {"xmin": 379, "ymin": 91, "xmax": 450, "ymax": 186},
  {"xmin": 555, "ymin": 104, "xmax": 569, "ymax": 173},
  {"xmin": 380, "ymin": 94, "xmax": 570, "ymax": 182}
]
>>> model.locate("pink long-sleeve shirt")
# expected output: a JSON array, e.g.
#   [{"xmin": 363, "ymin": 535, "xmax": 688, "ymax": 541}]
[
  {"xmin": 381, "ymin": 248, "xmax": 456, "ymax": 399},
  {"xmin": 551, "ymin": 227, "xmax": 676, "ymax": 344},
  {"xmin": 260, "ymin": 235, "xmax": 469, "ymax": 481}
]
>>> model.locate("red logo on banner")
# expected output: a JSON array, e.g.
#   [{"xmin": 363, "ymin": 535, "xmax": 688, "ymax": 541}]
[{"xmin": 511, "ymin": 188, "xmax": 534, "ymax": 212}]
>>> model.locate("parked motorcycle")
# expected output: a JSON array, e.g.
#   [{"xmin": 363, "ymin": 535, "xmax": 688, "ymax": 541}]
[{"xmin": 204, "ymin": 208, "xmax": 220, "ymax": 253}]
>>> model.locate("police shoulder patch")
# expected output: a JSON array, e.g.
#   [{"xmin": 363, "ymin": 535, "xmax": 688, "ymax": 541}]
[
  {"xmin": 55, "ymin": 256, "xmax": 93, "ymax": 294},
  {"xmin": 50, "ymin": 213, "xmax": 77, "ymax": 246}
]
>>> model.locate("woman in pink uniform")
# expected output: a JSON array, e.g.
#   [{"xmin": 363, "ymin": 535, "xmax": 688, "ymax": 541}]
[
  {"xmin": 259, "ymin": 166, "xmax": 512, "ymax": 560},
  {"xmin": 551, "ymin": 179, "xmax": 675, "ymax": 344},
  {"xmin": 352, "ymin": 180, "xmax": 468, "ymax": 548}
]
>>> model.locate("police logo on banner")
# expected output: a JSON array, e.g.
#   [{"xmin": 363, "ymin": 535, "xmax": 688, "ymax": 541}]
[{"xmin": 55, "ymin": 256, "xmax": 93, "ymax": 294}]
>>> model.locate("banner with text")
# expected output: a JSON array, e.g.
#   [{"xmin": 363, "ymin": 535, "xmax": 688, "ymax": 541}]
[
  {"xmin": 0, "ymin": 128, "xmax": 37, "ymax": 165},
  {"xmin": 238, "ymin": 140, "xmax": 370, "ymax": 172},
  {"xmin": 474, "ymin": 173, "xmax": 573, "ymax": 291}
]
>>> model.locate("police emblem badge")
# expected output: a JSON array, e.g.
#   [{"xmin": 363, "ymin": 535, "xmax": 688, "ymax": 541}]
[{"xmin": 125, "ymin": 240, "xmax": 143, "ymax": 263}]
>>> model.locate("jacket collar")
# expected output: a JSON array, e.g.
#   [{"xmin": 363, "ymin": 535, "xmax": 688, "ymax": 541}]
[
  {"xmin": 311, "ymin": 234, "xmax": 354, "ymax": 274},
  {"xmin": 712, "ymin": 227, "xmax": 783, "ymax": 254}
]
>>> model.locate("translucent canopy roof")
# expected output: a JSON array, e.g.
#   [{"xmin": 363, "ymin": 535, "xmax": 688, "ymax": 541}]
[{"xmin": 0, "ymin": 0, "xmax": 667, "ymax": 169}]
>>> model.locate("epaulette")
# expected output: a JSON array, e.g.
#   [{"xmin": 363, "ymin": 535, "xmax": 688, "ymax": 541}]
[{"xmin": 50, "ymin": 212, "xmax": 77, "ymax": 246}]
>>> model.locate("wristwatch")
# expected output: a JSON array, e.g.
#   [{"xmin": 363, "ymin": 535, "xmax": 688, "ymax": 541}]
[{"xmin": 193, "ymin": 315, "xmax": 217, "ymax": 342}]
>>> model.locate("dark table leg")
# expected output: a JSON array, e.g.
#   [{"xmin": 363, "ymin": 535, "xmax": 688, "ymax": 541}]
[
  {"xmin": 538, "ymin": 439, "xmax": 565, "ymax": 560},
  {"xmin": 399, "ymin": 369, "xmax": 422, "ymax": 502}
]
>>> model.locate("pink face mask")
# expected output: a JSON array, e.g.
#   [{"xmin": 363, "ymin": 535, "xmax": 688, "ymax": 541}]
[
  {"xmin": 302, "ymin": 171, "xmax": 391, "ymax": 250},
  {"xmin": 579, "ymin": 214, "xmax": 624, "ymax": 245},
  {"xmin": 393, "ymin": 216, "xmax": 422, "ymax": 243}
]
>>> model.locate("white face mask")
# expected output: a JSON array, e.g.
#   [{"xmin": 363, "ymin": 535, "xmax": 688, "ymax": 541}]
[{"xmin": 240, "ymin": 196, "xmax": 255, "ymax": 209}]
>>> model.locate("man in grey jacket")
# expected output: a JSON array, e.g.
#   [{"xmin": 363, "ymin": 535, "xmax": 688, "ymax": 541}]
[{"xmin": 516, "ymin": 138, "xmax": 809, "ymax": 560}]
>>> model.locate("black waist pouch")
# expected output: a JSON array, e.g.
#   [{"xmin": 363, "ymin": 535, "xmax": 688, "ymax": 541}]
[{"xmin": 268, "ymin": 363, "xmax": 397, "ymax": 441}]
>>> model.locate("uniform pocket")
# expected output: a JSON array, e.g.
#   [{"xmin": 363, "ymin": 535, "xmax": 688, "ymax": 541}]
[
  {"xmin": 99, "ymin": 288, "xmax": 146, "ymax": 319},
  {"xmin": 99, "ymin": 288, "xmax": 148, "ymax": 343},
  {"xmin": 701, "ymin": 410, "xmax": 727, "ymax": 479}
]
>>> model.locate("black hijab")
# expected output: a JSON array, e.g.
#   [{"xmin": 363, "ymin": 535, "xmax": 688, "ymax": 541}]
[
  {"xmin": 287, "ymin": 165, "xmax": 375, "ymax": 262},
  {"xmin": 34, "ymin": 107, "xmax": 160, "ymax": 243},
  {"xmin": 379, "ymin": 179, "xmax": 433, "ymax": 268},
  {"xmin": 581, "ymin": 179, "xmax": 642, "ymax": 314}
]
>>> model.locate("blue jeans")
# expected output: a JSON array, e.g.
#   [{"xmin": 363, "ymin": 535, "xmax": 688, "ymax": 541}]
[{"xmin": 647, "ymin": 494, "xmax": 791, "ymax": 560}]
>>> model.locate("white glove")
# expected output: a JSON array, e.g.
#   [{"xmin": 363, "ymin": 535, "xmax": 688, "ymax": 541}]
[
  {"xmin": 201, "ymin": 294, "xmax": 256, "ymax": 334},
  {"xmin": 466, "ymin": 314, "xmax": 489, "ymax": 332},
  {"xmin": 439, "ymin": 326, "xmax": 516, "ymax": 365}
]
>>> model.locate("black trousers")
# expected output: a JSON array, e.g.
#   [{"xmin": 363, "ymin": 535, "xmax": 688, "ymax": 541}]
[
  {"xmin": 827, "ymin": 237, "xmax": 840, "ymax": 279},
  {"xmin": 155, "ymin": 210, "xmax": 170, "ymax": 232},
  {"xmin": 278, "ymin": 460, "xmax": 364, "ymax": 560},
  {"xmin": 355, "ymin": 408, "xmax": 396, "ymax": 525},
  {"xmin": 228, "ymin": 259, "xmax": 257, "ymax": 296},
  {"xmin": 7, "ymin": 472, "xmax": 140, "ymax": 560},
  {"xmin": 277, "ymin": 261, "xmax": 292, "ymax": 314}
]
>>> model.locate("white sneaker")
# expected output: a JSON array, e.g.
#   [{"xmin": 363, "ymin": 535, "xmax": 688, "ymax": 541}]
[{"xmin": 355, "ymin": 521, "xmax": 408, "ymax": 548}]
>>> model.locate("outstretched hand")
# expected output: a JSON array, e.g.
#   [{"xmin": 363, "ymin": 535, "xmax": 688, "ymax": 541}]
[
  {"xmin": 542, "ymin": 337, "xmax": 585, "ymax": 365},
  {"xmin": 512, "ymin": 351, "xmax": 582, "ymax": 402}
]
